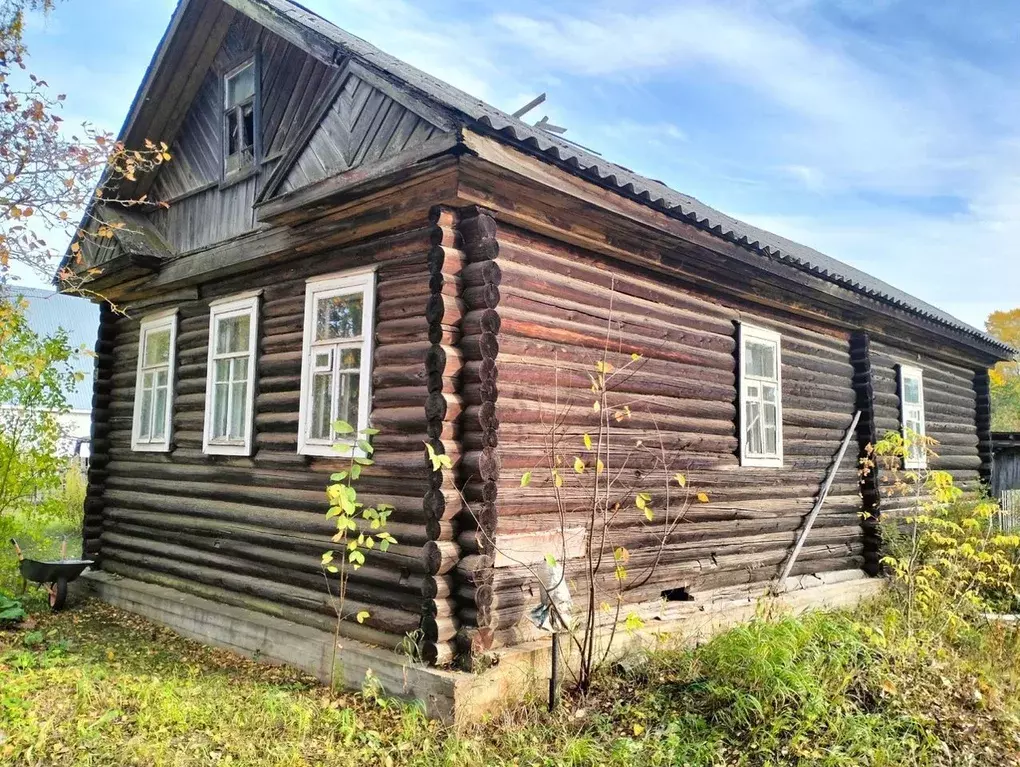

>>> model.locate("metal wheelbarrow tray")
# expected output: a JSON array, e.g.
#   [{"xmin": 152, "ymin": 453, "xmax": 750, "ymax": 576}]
[{"xmin": 10, "ymin": 539, "xmax": 94, "ymax": 611}]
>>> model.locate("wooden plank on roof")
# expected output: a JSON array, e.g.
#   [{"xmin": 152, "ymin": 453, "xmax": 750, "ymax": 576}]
[
  {"xmin": 131, "ymin": 2, "xmax": 238, "ymax": 198},
  {"xmin": 219, "ymin": 0, "xmax": 336, "ymax": 64}
]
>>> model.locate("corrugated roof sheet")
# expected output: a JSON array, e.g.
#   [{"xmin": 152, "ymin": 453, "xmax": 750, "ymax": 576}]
[
  {"xmin": 4, "ymin": 287, "xmax": 97, "ymax": 412},
  {"xmin": 268, "ymin": 0, "xmax": 1009, "ymax": 355}
]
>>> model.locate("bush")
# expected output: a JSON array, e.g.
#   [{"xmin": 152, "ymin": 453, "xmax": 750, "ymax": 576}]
[{"xmin": 866, "ymin": 431, "xmax": 1020, "ymax": 634}]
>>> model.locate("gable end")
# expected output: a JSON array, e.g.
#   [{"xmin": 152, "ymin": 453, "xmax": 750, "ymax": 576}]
[{"xmin": 259, "ymin": 60, "xmax": 455, "ymax": 203}]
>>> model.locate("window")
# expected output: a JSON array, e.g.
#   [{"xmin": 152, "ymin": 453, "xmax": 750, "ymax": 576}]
[
  {"xmin": 132, "ymin": 309, "xmax": 178, "ymax": 452},
  {"xmin": 223, "ymin": 59, "xmax": 256, "ymax": 177},
  {"xmin": 738, "ymin": 324, "xmax": 784, "ymax": 467},
  {"xmin": 203, "ymin": 292, "xmax": 260, "ymax": 455},
  {"xmin": 298, "ymin": 269, "xmax": 376, "ymax": 456},
  {"xmin": 898, "ymin": 365, "xmax": 927, "ymax": 469}
]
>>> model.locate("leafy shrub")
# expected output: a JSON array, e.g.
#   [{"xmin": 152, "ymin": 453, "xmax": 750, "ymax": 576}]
[
  {"xmin": 865, "ymin": 431, "xmax": 1020, "ymax": 634},
  {"xmin": 0, "ymin": 592, "xmax": 25, "ymax": 624}
]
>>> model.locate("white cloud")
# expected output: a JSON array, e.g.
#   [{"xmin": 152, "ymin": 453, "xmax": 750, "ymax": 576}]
[
  {"xmin": 307, "ymin": 0, "xmax": 507, "ymax": 104},
  {"xmin": 492, "ymin": 1, "xmax": 1020, "ymax": 199}
]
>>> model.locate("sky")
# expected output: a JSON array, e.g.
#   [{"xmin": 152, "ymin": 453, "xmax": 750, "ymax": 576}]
[{"xmin": 18, "ymin": 0, "xmax": 1020, "ymax": 330}]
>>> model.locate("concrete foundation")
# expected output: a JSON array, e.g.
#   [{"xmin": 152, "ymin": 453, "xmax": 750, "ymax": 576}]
[{"xmin": 85, "ymin": 569, "xmax": 884, "ymax": 723}]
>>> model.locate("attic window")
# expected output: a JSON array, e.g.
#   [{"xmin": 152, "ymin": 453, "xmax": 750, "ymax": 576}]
[{"xmin": 224, "ymin": 60, "xmax": 256, "ymax": 177}]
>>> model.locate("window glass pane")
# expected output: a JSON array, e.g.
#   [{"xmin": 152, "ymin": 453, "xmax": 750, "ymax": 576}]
[
  {"xmin": 337, "ymin": 371, "xmax": 360, "ymax": 428},
  {"xmin": 214, "ymin": 358, "xmax": 231, "ymax": 384},
  {"xmin": 216, "ymin": 314, "xmax": 250, "ymax": 355},
  {"xmin": 139, "ymin": 387, "xmax": 153, "ymax": 440},
  {"xmin": 229, "ymin": 381, "xmax": 247, "ymax": 439},
  {"xmin": 764, "ymin": 404, "xmax": 779, "ymax": 455},
  {"xmin": 338, "ymin": 348, "xmax": 361, "ymax": 371},
  {"xmin": 152, "ymin": 385, "xmax": 168, "ymax": 440},
  {"xmin": 232, "ymin": 356, "xmax": 249, "ymax": 384},
  {"xmin": 903, "ymin": 375, "xmax": 921, "ymax": 405},
  {"xmin": 213, "ymin": 381, "xmax": 229, "ymax": 439},
  {"xmin": 314, "ymin": 350, "xmax": 332, "ymax": 371},
  {"xmin": 144, "ymin": 329, "xmax": 171, "ymax": 366},
  {"xmin": 226, "ymin": 63, "xmax": 255, "ymax": 107},
  {"xmin": 745, "ymin": 339, "xmax": 776, "ymax": 379},
  {"xmin": 311, "ymin": 371, "xmax": 332, "ymax": 440},
  {"xmin": 745, "ymin": 400, "xmax": 763, "ymax": 456},
  {"xmin": 316, "ymin": 294, "xmax": 363, "ymax": 341}
]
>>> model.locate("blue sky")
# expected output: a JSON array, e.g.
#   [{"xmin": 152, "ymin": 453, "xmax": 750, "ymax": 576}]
[{"xmin": 19, "ymin": 0, "xmax": 1019, "ymax": 329}]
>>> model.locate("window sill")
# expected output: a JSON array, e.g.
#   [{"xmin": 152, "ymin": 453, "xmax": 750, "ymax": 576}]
[
  {"xmin": 204, "ymin": 441, "xmax": 253, "ymax": 457},
  {"xmin": 132, "ymin": 442, "xmax": 172, "ymax": 453},
  {"xmin": 298, "ymin": 441, "xmax": 368, "ymax": 459},
  {"xmin": 740, "ymin": 456, "xmax": 784, "ymax": 469}
]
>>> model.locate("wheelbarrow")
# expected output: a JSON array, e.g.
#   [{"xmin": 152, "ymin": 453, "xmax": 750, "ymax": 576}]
[{"xmin": 10, "ymin": 539, "xmax": 94, "ymax": 611}]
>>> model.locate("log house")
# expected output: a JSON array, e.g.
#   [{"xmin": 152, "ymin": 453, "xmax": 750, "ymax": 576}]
[{"xmin": 63, "ymin": 0, "xmax": 1013, "ymax": 674}]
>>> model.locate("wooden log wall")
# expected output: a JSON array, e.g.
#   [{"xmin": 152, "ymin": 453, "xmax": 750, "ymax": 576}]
[
  {"xmin": 83, "ymin": 304, "xmax": 117, "ymax": 558},
  {"xmin": 869, "ymin": 340, "xmax": 984, "ymax": 512},
  {"xmin": 469, "ymin": 221, "xmax": 866, "ymax": 650},
  {"xmin": 91, "ymin": 223, "xmax": 435, "ymax": 653},
  {"xmin": 975, "ymin": 371, "xmax": 993, "ymax": 485},
  {"xmin": 453, "ymin": 207, "xmax": 502, "ymax": 662},
  {"xmin": 850, "ymin": 331, "xmax": 882, "ymax": 575},
  {"xmin": 420, "ymin": 206, "xmax": 466, "ymax": 666}
]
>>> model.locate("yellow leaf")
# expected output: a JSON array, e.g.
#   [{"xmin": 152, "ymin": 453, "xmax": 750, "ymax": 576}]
[
  {"xmin": 356, "ymin": 611, "xmax": 370, "ymax": 624},
  {"xmin": 633, "ymin": 724, "xmax": 645, "ymax": 736},
  {"xmin": 573, "ymin": 456, "xmax": 585, "ymax": 474},
  {"xmin": 593, "ymin": 400, "xmax": 601, "ymax": 413},
  {"xmin": 631, "ymin": 353, "xmax": 641, "ymax": 361},
  {"xmin": 553, "ymin": 470, "xmax": 563, "ymax": 488},
  {"xmin": 583, "ymin": 433, "xmax": 592, "ymax": 451},
  {"xmin": 520, "ymin": 471, "xmax": 532, "ymax": 487},
  {"xmin": 596, "ymin": 459, "xmax": 605, "ymax": 474},
  {"xmin": 674, "ymin": 473, "xmax": 687, "ymax": 488},
  {"xmin": 697, "ymin": 492, "xmax": 710, "ymax": 503},
  {"xmin": 644, "ymin": 507, "xmax": 654, "ymax": 522}
]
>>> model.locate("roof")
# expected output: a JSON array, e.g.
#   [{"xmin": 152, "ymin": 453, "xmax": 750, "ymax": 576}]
[
  {"xmin": 4, "ymin": 286, "xmax": 97, "ymax": 412},
  {"xmin": 250, "ymin": 0, "xmax": 1011, "ymax": 357}
]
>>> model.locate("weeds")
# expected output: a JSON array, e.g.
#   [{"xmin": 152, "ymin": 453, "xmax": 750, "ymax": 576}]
[{"xmin": 4, "ymin": 596, "xmax": 1020, "ymax": 766}]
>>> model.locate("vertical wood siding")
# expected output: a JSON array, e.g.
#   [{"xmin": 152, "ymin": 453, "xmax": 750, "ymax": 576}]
[
  {"xmin": 87, "ymin": 224, "xmax": 435, "ymax": 653},
  {"xmin": 149, "ymin": 14, "xmax": 337, "ymax": 254},
  {"xmin": 279, "ymin": 73, "xmax": 443, "ymax": 196}
]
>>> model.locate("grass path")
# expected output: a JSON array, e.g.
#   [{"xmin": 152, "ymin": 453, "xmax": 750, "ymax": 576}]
[{"xmin": 3, "ymin": 597, "xmax": 1020, "ymax": 766}]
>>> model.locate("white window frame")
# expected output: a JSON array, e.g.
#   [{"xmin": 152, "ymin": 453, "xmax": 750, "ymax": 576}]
[
  {"xmin": 131, "ymin": 308, "xmax": 178, "ymax": 452},
  {"xmin": 203, "ymin": 291, "xmax": 261, "ymax": 456},
  {"xmin": 297, "ymin": 268, "xmax": 376, "ymax": 457},
  {"xmin": 898, "ymin": 365, "xmax": 927, "ymax": 470},
  {"xmin": 738, "ymin": 323, "xmax": 784, "ymax": 468}
]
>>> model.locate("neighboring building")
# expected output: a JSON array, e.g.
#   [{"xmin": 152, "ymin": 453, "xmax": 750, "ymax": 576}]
[
  {"xmin": 3, "ymin": 286, "xmax": 98, "ymax": 457},
  {"xmin": 60, "ymin": 0, "xmax": 1011, "ymax": 710}
]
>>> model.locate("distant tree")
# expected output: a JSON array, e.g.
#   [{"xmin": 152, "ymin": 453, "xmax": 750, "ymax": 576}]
[
  {"xmin": 0, "ymin": 0, "xmax": 170, "ymax": 292},
  {"xmin": 986, "ymin": 308, "xmax": 1020, "ymax": 431},
  {"xmin": 0, "ymin": 294, "xmax": 80, "ymax": 531}
]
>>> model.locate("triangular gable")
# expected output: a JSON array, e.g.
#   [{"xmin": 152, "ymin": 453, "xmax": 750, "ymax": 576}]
[{"xmin": 259, "ymin": 60, "xmax": 455, "ymax": 203}]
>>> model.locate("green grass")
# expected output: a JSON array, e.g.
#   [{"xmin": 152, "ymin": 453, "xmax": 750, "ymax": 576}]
[{"xmin": 3, "ymin": 597, "xmax": 1020, "ymax": 766}]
